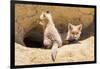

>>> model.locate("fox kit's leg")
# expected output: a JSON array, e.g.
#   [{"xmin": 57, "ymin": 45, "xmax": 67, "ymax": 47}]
[{"xmin": 44, "ymin": 37, "xmax": 52, "ymax": 49}]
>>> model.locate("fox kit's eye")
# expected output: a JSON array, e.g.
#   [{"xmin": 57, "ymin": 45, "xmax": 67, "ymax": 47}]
[
  {"xmin": 72, "ymin": 32, "xmax": 76, "ymax": 35},
  {"xmin": 46, "ymin": 11, "xmax": 50, "ymax": 13}
]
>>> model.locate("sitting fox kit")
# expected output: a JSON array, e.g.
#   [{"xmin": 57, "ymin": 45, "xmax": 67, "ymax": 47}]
[
  {"xmin": 39, "ymin": 11, "xmax": 62, "ymax": 61},
  {"xmin": 65, "ymin": 23, "xmax": 82, "ymax": 42}
]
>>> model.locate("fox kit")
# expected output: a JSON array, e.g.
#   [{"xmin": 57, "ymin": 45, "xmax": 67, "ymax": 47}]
[
  {"xmin": 39, "ymin": 11, "xmax": 62, "ymax": 62},
  {"xmin": 65, "ymin": 23, "xmax": 82, "ymax": 43}
]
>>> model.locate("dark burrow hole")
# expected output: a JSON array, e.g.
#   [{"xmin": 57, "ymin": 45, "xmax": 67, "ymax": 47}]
[{"xmin": 23, "ymin": 27, "xmax": 44, "ymax": 48}]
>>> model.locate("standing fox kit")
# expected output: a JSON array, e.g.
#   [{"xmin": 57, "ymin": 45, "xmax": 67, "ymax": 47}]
[
  {"xmin": 65, "ymin": 23, "xmax": 82, "ymax": 42},
  {"xmin": 39, "ymin": 11, "xmax": 62, "ymax": 61}
]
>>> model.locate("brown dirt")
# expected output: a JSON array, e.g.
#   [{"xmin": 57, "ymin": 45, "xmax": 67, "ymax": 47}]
[{"xmin": 15, "ymin": 36, "xmax": 94, "ymax": 65}]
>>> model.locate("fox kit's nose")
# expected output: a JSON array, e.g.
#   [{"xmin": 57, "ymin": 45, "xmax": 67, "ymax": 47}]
[{"xmin": 74, "ymin": 35, "xmax": 78, "ymax": 39}]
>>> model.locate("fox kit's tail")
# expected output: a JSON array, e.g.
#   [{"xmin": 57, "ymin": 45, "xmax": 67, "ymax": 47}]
[{"xmin": 51, "ymin": 42, "xmax": 59, "ymax": 62}]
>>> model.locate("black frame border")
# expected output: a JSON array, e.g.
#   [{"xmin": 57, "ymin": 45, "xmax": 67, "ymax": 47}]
[{"xmin": 10, "ymin": 0, "xmax": 97, "ymax": 69}]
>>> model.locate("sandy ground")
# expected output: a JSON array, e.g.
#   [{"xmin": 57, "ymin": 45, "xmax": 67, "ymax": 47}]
[{"xmin": 15, "ymin": 36, "xmax": 94, "ymax": 65}]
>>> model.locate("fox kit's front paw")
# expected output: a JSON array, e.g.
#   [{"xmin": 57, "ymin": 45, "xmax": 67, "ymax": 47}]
[{"xmin": 63, "ymin": 40, "xmax": 69, "ymax": 45}]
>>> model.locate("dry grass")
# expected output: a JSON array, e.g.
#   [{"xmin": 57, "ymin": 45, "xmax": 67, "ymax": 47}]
[{"xmin": 15, "ymin": 36, "xmax": 94, "ymax": 65}]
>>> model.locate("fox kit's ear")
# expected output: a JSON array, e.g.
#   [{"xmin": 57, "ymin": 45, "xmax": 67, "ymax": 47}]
[
  {"xmin": 68, "ymin": 23, "xmax": 73, "ymax": 30},
  {"xmin": 78, "ymin": 24, "xmax": 82, "ymax": 31}
]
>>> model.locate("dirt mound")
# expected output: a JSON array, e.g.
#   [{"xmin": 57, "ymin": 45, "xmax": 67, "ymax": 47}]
[{"xmin": 15, "ymin": 36, "xmax": 94, "ymax": 65}]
